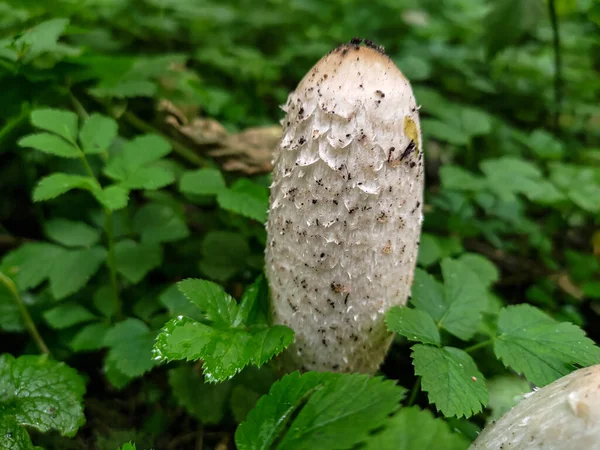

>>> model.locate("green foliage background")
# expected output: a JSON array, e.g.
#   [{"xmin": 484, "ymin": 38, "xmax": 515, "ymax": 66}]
[{"xmin": 0, "ymin": 0, "xmax": 599, "ymax": 448}]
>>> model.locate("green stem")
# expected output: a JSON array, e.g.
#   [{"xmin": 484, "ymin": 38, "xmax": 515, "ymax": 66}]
[
  {"xmin": 122, "ymin": 111, "xmax": 207, "ymax": 167},
  {"xmin": 104, "ymin": 211, "xmax": 123, "ymax": 320},
  {"xmin": 0, "ymin": 272, "xmax": 50, "ymax": 355},
  {"xmin": 547, "ymin": 0, "xmax": 562, "ymax": 131},
  {"xmin": 0, "ymin": 105, "xmax": 30, "ymax": 146},
  {"xmin": 464, "ymin": 339, "xmax": 494, "ymax": 354},
  {"xmin": 407, "ymin": 377, "xmax": 421, "ymax": 406}
]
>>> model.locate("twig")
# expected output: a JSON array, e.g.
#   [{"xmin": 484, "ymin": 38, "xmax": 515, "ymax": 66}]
[
  {"xmin": 0, "ymin": 272, "xmax": 50, "ymax": 355},
  {"xmin": 548, "ymin": 0, "xmax": 562, "ymax": 131}
]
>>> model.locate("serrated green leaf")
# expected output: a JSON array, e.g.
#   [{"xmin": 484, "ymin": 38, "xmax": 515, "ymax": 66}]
[
  {"xmin": 0, "ymin": 243, "xmax": 64, "ymax": 290},
  {"xmin": 49, "ymin": 247, "xmax": 106, "ymax": 299},
  {"xmin": 158, "ymin": 284, "xmax": 204, "ymax": 321},
  {"xmin": 79, "ymin": 113, "xmax": 118, "ymax": 154},
  {"xmin": 411, "ymin": 259, "xmax": 487, "ymax": 341},
  {"xmin": 104, "ymin": 134, "xmax": 171, "ymax": 182},
  {"xmin": 178, "ymin": 279, "xmax": 238, "ymax": 325},
  {"xmin": 412, "ymin": 345, "xmax": 488, "ymax": 418},
  {"xmin": 104, "ymin": 318, "xmax": 159, "ymax": 379},
  {"xmin": 494, "ymin": 304, "xmax": 600, "ymax": 386},
  {"xmin": 18, "ymin": 133, "xmax": 79, "ymax": 158},
  {"xmin": 386, "ymin": 307, "xmax": 441, "ymax": 346},
  {"xmin": 93, "ymin": 185, "xmax": 129, "ymax": 210},
  {"xmin": 33, "ymin": 173, "xmax": 98, "ymax": 202},
  {"xmin": 117, "ymin": 443, "xmax": 136, "ymax": 450},
  {"xmin": 30, "ymin": 108, "xmax": 78, "ymax": 141},
  {"xmin": 91, "ymin": 80, "xmax": 156, "ymax": 98},
  {"xmin": 132, "ymin": 203, "xmax": 189, "ymax": 244},
  {"xmin": 363, "ymin": 406, "xmax": 469, "ymax": 450},
  {"xmin": 45, "ymin": 219, "xmax": 100, "ymax": 247},
  {"xmin": 14, "ymin": 18, "xmax": 74, "ymax": 63},
  {"xmin": 422, "ymin": 119, "xmax": 468, "ymax": 145},
  {"xmin": 179, "ymin": 168, "xmax": 227, "ymax": 196},
  {"xmin": 119, "ymin": 166, "xmax": 175, "ymax": 190},
  {"xmin": 235, "ymin": 275, "xmax": 269, "ymax": 327},
  {"xmin": 199, "ymin": 231, "xmax": 250, "ymax": 281},
  {"xmin": 0, "ymin": 415, "xmax": 35, "ymax": 450},
  {"xmin": 115, "ymin": 239, "xmax": 162, "ymax": 284},
  {"xmin": 439, "ymin": 165, "xmax": 485, "ymax": 192},
  {"xmin": 217, "ymin": 178, "xmax": 268, "ymax": 222},
  {"xmin": 236, "ymin": 372, "xmax": 405, "ymax": 450},
  {"xmin": 70, "ymin": 322, "xmax": 111, "ymax": 352},
  {"xmin": 457, "ymin": 253, "xmax": 499, "ymax": 288},
  {"xmin": 168, "ymin": 366, "xmax": 231, "ymax": 425},
  {"xmin": 43, "ymin": 302, "xmax": 96, "ymax": 329},
  {"xmin": 0, "ymin": 354, "xmax": 86, "ymax": 437},
  {"xmin": 154, "ymin": 317, "xmax": 293, "ymax": 382}
]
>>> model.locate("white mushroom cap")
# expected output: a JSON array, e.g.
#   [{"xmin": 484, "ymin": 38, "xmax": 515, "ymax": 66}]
[
  {"xmin": 470, "ymin": 365, "xmax": 600, "ymax": 449},
  {"xmin": 266, "ymin": 40, "xmax": 424, "ymax": 374}
]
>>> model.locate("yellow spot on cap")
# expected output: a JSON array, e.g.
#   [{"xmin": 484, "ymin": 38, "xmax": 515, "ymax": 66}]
[{"xmin": 403, "ymin": 116, "xmax": 419, "ymax": 152}]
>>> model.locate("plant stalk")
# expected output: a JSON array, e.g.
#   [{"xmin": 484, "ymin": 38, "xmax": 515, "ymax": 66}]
[
  {"xmin": 464, "ymin": 339, "xmax": 494, "ymax": 354},
  {"xmin": 548, "ymin": 0, "xmax": 562, "ymax": 131},
  {"xmin": 407, "ymin": 377, "xmax": 421, "ymax": 406},
  {"xmin": 0, "ymin": 272, "xmax": 50, "ymax": 355}
]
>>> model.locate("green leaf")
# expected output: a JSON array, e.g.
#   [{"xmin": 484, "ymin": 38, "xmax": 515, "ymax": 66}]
[
  {"xmin": 0, "ymin": 288, "xmax": 23, "ymax": 332},
  {"xmin": 481, "ymin": 157, "xmax": 544, "ymax": 202},
  {"xmin": 235, "ymin": 275, "xmax": 269, "ymax": 326},
  {"xmin": 104, "ymin": 134, "xmax": 172, "ymax": 182},
  {"xmin": 132, "ymin": 203, "xmax": 189, "ymax": 244},
  {"xmin": 117, "ymin": 443, "xmax": 136, "ymax": 450},
  {"xmin": 411, "ymin": 259, "xmax": 488, "ymax": 340},
  {"xmin": 178, "ymin": 279, "xmax": 238, "ymax": 325},
  {"xmin": 49, "ymin": 247, "xmax": 106, "ymax": 299},
  {"xmin": 180, "ymin": 168, "xmax": 227, "ymax": 196},
  {"xmin": 199, "ymin": 231, "xmax": 250, "ymax": 281},
  {"xmin": 119, "ymin": 166, "xmax": 175, "ymax": 190},
  {"xmin": 422, "ymin": 119, "xmax": 468, "ymax": 145},
  {"xmin": 13, "ymin": 18, "xmax": 74, "ymax": 63},
  {"xmin": 158, "ymin": 284, "xmax": 204, "ymax": 322},
  {"xmin": 386, "ymin": 307, "xmax": 441, "ymax": 346},
  {"xmin": 115, "ymin": 240, "xmax": 162, "ymax": 284},
  {"xmin": 93, "ymin": 185, "xmax": 129, "ymax": 210},
  {"xmin": 104, "ymin": 318, "xmax": 159, "ymax": 379},
  {"xmin": 43, "ymin": 302, "xmax": 96, "ymax": 329},
  {"xmin": 45, "ymin": 219, "xmax": 100, "ymax": 247},
  {"xmin": 457, "ymin": 253, "xmax": 499, "ymax": 288},
  {"xmin": 154, "ymin": 316, "xmax": 293, "ymax": 382},
  {"xmin": 527, "ymin": 129, "xmax": 565, "ymax": 160},
  {"xmin": 486, "ymin": 375, "xmax": 530, "ymax": 423},
  {"xmin": 168, "ymin": 366, "xmax": 231, "ymax": 425},
  {"xmin": 363, "ymin": 407, "xmax": 469, "ymax": 450},
  {"xmin": 236, "ymin": 372, "xmax": 405, "ymax": 450},
  {"xmin": 30, "ymin": 108, "xmax": 78, "ymax": 141},
  {"xmin": 217, "ymin": 178, "xmax": 269, "ymax": 222},
  {"xmin": 412, "ymin": 345, "xmax": 488, "ymax": 418},
  {"xmin": 79, "ymin": 113, "xmax": 118, "ymax": 154},
  {"xmin": 0, "ymin": 243, "xmax": 64, "ymax": 290},
  {"xmin": 494, "ymin": 304, "xmax": 600, "ymax": 386},
  {"xmin": 18, "ymin": 133, "xmax": 79, "ymax": 158},
  {"xmin": 484, "ymin": 0, "xmax": 545, "ymax": 56},
  {"xmin": 439, "ymin": 166, "xmax": 485, "ymax": 191},
  {"xmin": 69, "ymin": 322, "xmax": 111, "ymax": 352},
  {"xmin": 0, "ymin": 354, "xmax": 86, "ymax": 437},
  {"xmin": 33, "ymin": 173, "xmax": 98, "ymax": 202},
  {"xmin": 0, "ymin": 414, "xmax": 36, "ymax": 450}
]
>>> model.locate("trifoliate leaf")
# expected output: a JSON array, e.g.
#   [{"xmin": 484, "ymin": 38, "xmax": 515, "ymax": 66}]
[
  {"xmin": 217, "ymin": 178, "xmax": 268, "ymax": 222},
  {"xmin": 104, "ymin": 318, "xmax": 159, "ymax": 379},
  {"xmin": 44, "ymin": 219, "xmax": 100, "ymax": 247},
  {"xmin": 411, "ymin": 259, "xmax": 487, "ymax": 341},
  {"xmin": 457, "ymin": 253, "xmax": 499, "ymax": 288},
  {"xmin": 485, "ymin": 375, "xmax": 530, "ymax": 423},
  {"xmin": 49, "ymin": 247, "xmax": 106, "ymax": 299},
  {"xmin": 158, "ymin": 284, "xmax": 203, "ymax": 322},
  {"xmin": 179, "ymin": 168, "xmax": 227, "ymax": 196},
  {"xmin": 494, "ymin": 304, "xmax": 600, "ymax": 386},
  {"xmin": 115, "ymin": 239, "xmax": 162, "ymax": 284},
  {"xmin": 0, "ymin": 414, "xmax": 36, "ymax": 450},
  {"xmin": 363, "ymin": 407, "xmax": 469, "ymax": 450},
  {"xmin": 33, "ymin": 173, "xmax": 98, "ymax": 202},
  {"xmin": 93, "ymin": 185, "xmax": 129, "ymax": 210},
  {"xmin": 18, "ymin": 133, "xmax": 79, "ymax": 158},
  {"xmin": 69, "ymin": 322, "xmax": 111, "ymax": 352},
  {"xmin": 168, "ymin": 366, "xmax": 231, "ymax": 425},
  {"xmin": 79, "ymin": 113, "xmax": 118, "ymax": 154},
  {"xmin": 0, "ymin": 354, "xmax": 86, "ymax": 437},
  {"xmin": 412, "ymin": 345, "xmax": 488, "ymax": 418},
  {"xmin": 386, "ymin": 307, "xmax": 441, "ymax": 346},
  {"xmin": 236, "ymin": 372, "xmax": 405, "ymax": 450},
  {"xmin": 0, "ymin": 243, "xmax": 64, "ymax": 290},
  {"xmin": 104, "ymin": 134, "xmax": 171, "ymax": 182},
  {"xmin": 30, "ymin": 108, "xmax": 78, "ymax": 141},
  {"xmin": 43, "ymin": 302, "xmax": 96, "ymax": 329},
  {"xmin": 132, "ymin": 203, "xmax": 189, "ymax": 244}
]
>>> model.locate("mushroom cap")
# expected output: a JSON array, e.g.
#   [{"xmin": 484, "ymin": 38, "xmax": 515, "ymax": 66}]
[{"xmin": 470, "ymin": 365, "xmax": 600, "ymax": 449}]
